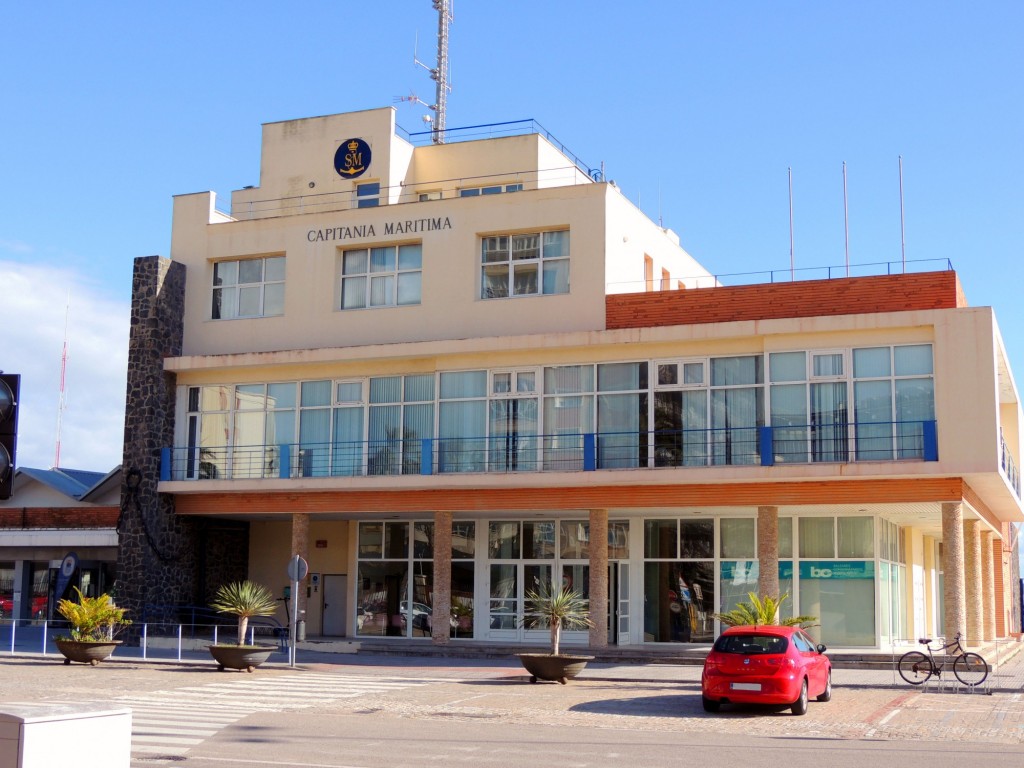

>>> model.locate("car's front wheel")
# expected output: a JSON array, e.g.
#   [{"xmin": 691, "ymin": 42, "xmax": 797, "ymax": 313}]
[
  {"xmin": 816, "ymin": 670, "xmax": 832, "ymax": 702},
  {"xmin": 791, "ymin": 679, "xmax": 809, "ymax": 715},
  {"xmin": 701, "ymin": 695, "xmax": 721, "ymax": 713}
]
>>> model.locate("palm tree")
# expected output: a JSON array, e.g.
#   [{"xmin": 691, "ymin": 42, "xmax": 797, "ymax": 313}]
[
  {"xmin": 523, "ymin": 584, "xmax": 594, "ymax": 656},
  {"xmin": 210, "ymin": 580, "xmax": 278, "ymax": 645},
  {"xmin": 713, "ymin": 592, "xmax": 817, "ymax": 628}
]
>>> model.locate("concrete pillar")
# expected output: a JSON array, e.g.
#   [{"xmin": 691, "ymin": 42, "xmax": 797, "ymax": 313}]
[
  {"xmin": 963, "ymin": 519, "xmax": 983, "ymax": 647},
  {"xmin": 588, "ymin": 509, "xmax": 609, "ymax": 648},
  {"xmin": 432, "ymin": 510, "xmax": 452, "ymax": 645},
  {"xmin": 757, "ymin": 506, "xmax": 780, "ymax": 601},
  {"xmin": 290, "ymin": 513, "xmax": 310, "ymax": 628},
  {"xmin": 941, "ymin": 502, "xmax": 967, "ymax": 645},
  {"xmin": 980, "ymin": 530, "xmax": 996, "ymax": 642}
]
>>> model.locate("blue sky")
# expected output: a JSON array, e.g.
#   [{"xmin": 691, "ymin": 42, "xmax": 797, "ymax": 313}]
[{"xmin": 2, "ymin": 1, "xmax": 1022, "ymax": 492}]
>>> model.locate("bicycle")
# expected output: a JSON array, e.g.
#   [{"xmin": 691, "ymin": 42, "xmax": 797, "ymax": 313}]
[{"xmin": 897, "ymin": 632, "xmax": 989, "ymax": 687}]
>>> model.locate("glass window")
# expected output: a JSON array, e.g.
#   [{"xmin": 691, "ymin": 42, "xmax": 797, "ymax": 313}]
[
  {"xmin": 356, "ymin": 181, "xmax": 380, "ymax": 208},
  {"xmin": 452, "ymin": 522, "xmax": 475, "ymax": 559},
  {"xmin": 769, "ymin": 352, "xmax": 805, "ymax": 382},
  {"xmin": 481, "ymin": 229, "xmax": 569, "ymax": 298},
  {"xmin": 523, "ymin": 521, "xmax": 555, "ymax": 559},
  {"xmin": 680, "ymin": 520, "xmax": 714, "ymax": 558},
  {"xmin": 853, "ymin": 347, "xmax": 891, "ymax": 378},
  {"xmin": 560, "ymin": 520, "xmax": 589, "ymax": 559},
  {"xmin": 359, "ymin": 522, "xmax": 383, "ymax": 558},
  {"xmin": 212, "ymin": 256, "xmax": 285, "ymax": 320},
  {"xmin": 894, "ymin": 345, "xmax": 933, "ymax": 376},
  {"xmin": 720, "ymin": 518, "xmax": 755, "ymax": 558},
  {"xmin": 838, "ymin": 517, "xmax": 874, "ymax": 558},
  {"xmin": 488, "ymin": 521, "xmax": 520, "ymax": 559},
  {"xmin": 341, "ymin": 243, "xmax": 422, "ymax": 309},
  {"xmin": 644, "ymin": 520, "xmax": 678, "ymax": 558},
  {"xmin": 799, "ymin": 517, "xmax": 835, "ymax": 558},
  {"xmin": 608, "ymin": 521, "xmax": 630, "ymax": 559},
  {"xmin": 779, "ymin": 517, "xmax": 793, "ymax": 558}
]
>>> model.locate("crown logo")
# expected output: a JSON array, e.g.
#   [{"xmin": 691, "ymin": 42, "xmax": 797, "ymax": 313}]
[{"xmin": 348, "ymin": 139, "xmax": 360, "ymax": 152}]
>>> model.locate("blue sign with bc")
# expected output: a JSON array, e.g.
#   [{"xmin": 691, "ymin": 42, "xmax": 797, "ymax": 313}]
[
  {"xmin": 334, "ymin": 137, "xmax": 371, "ymax": 178},
  {"xmin": 799, "ymin": 560, "xmax": 874, "ymax": 579}
]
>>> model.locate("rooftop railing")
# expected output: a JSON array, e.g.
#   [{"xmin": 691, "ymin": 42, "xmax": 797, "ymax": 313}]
[
  {"xmin": 608, "ymin": 257, "xmax": 955, "ymax": 293},
  {"xmin": 161, "ymin": 420, "xmax": 938, "ymax": 482}
]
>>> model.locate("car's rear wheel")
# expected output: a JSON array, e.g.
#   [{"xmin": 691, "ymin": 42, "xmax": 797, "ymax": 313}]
[
  {"xmin": 701, "ymin": 695, "xmax": 721, "ymax": 713},
  {"xmin": 816, "ymin": 670, "xmax": 832, "ymax": 702},
  {"xmin": 791, "ymin": 679, "xmax": 809, "ymax": 715}
]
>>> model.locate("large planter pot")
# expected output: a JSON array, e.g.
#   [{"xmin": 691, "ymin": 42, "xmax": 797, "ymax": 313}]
[
  {"xmin": 54, "ymin": 638, "xmax": 122, "ymax": 666},
  {"xmin": 516, "ymin": 653, "xmax": 594, "ymax": 684},
  {"xmin": 208, "ymin": 644, "xmax": 275, "ymax": 672}
]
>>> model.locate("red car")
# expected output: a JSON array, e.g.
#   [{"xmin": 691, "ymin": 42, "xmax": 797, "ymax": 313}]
[{"xmin": 701, "ymin": 625, "xmax": 831, "ymax": 715}]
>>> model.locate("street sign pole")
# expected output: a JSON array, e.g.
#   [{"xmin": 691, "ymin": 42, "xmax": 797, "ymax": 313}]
[{"xmin": 286, "ymin": 554, "xmax": 308, "ymax": 668}]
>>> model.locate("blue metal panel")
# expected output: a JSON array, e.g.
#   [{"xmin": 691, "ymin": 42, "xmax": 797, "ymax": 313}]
[
  {"xmin": 583, "ymin": 433, "xmax": 596, "ymax": 471},
  {"xmin": 160, "ymin": 447, "xmax": 171, "ymax": 481},
  {"xmin": 279, "ymin": 444, "xmax": 291, "ymax": 479},
  {"xmin": 421, "ymin": 438, "xmax": 433, "ymax": 475},
  {"xmin": 922, "ymin": 420, "xmax": 938, "ymax": 461},
  {"xmin": 759, "ymin": 426, "xmax": 774, "ymax": 466}
]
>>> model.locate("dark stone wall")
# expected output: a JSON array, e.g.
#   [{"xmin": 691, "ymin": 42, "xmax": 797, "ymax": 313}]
[{"xmin": 117, "ymin": 256, "xmax": 198, "ymax": 624}]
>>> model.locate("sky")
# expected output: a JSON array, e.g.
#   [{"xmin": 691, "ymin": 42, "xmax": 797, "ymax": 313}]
[{"xmin": 1, "ymin": 1, "xmax": 1022, "ymax": 485}]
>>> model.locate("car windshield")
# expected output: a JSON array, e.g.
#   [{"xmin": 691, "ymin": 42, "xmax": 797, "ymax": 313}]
[{"xmin": 713, "ymin": 634, "xmax": 788, "ymax": 655}]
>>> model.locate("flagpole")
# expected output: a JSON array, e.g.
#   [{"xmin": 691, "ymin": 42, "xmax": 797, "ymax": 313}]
[
  {"xmin": 788, "ymin": 167, "xmax": 795, "ymax": 281},
  {"xmin": 899, "ymin": 155, "xmax": 906, "ymax": 272},
  {"xmin": 843, "ymin": 161, "xmax": 850, "ymax": 277}
]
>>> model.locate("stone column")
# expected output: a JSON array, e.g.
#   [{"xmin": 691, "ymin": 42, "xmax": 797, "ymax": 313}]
[
  {"xmin": 432, "ymin": 510, "xmax": 452, "ymax": 645},
  {"xmin": 588, "ymin": 509, "xmax": 609, "ymax": 648},
  {"xmin": 290, "ymin": 513, "xmax": 310, "ymax": 630},
  {"xmin": 941, "ymin": 502, "xmax": 967, "ymax": 645},
  {"xmin": 757, "ymin": 506, "xmax": 780, "ymax": 601},
  {"xmin": 118, "ymin": 256, "xmax": 199, "ymax": 631},
  {"xmin": 980, "ymin": 530, "xmax": 996, "ymax": 642},
  {"xmin": 963, "ymin": 519, "xmax": 983, "ymax": 647}
]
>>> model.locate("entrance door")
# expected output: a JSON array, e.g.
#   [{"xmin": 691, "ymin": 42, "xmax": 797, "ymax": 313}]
[
  {"xmin": 609, "ymin": 562, "xmax": 631, "ymax": 645},
  {"xmin": 322, "ymin": 574, "xmax": 347, "ymax": 636},
  {"xmin": 486, "ymin": 562, "xmax": 552, "ymax": 641}
]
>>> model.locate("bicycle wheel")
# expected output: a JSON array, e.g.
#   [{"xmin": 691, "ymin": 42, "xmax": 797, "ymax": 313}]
[
  {"xmin": 953, "ymin": 652, "xmax": 988, "ymax": 686},
  {"xmin": 897, "ymin": 651, "xmax": 933, "ymax": 685}
]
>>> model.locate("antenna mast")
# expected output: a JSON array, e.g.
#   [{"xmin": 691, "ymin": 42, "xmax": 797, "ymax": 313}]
[
  {"xmin": 431, "ymin": 0, "xmax": 452, "ymax": 144},
  {"xmin": 402, "ymin": 2, "xmax": 453, "ymax": 143}
]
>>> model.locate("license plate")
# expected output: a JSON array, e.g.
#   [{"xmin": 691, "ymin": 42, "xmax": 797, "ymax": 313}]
[{"xmin": 731, "ymin": 682, "xmax": 762, "ymax": 691}]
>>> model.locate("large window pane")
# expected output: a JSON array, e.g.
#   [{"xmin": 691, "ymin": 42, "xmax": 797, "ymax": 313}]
[
  {"xmin": 644, "ymin": 520, "xmax": 678, "ymax": 559},
  {"xmin": 894, "ymin": 345, "xmax": 933, "ymax": 376},
  {"xmin": 799, "ymin": 517, "xmax": 835, "ymax": 558},
  {"xmin": 853, "ymin": 347, "xmax": 891, "ymax": 378},
  {"xmin": 680, "ymin": 520, "xmax": 713, "ymax": 558},
  {"xmin": 769, "ymin": 351, "xmax": 805, "ymax": 382},
  {"xmin": 720, "ymin": 518, "xmax": 755, "ymax": 558},
  {"xmin": 838, "ymin": 517, "xmax": 874, "ymax": 558},
  {"xmin": 855, "ymin": 380, "xmax": 893, "ymax": 460},
  {"xmin": 643, "ymin": 561, "xmax": 714, "ymax": 643}
]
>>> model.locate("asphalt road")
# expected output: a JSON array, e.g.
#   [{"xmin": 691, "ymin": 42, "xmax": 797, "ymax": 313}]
[{"xmin": 0, "ymin": 654, "xmax": 1021, "ymax": 767}]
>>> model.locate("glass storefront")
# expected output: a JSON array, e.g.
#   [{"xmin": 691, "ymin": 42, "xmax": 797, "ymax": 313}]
[{"xmin": 350, "ymin": 513, "xmax": 909, "ymax": 648}]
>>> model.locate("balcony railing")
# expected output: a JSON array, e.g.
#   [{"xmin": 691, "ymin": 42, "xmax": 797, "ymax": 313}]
[
  {"xmin": 161, "ymin": 420, "xmax": 938, "ymax": 482},
  {"xmin": 1001, "ymin": 433, "xmax": 1021, "ymax": 498}
]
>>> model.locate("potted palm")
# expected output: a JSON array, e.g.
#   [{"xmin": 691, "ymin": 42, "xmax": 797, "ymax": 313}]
[
  {"xmin": 208, "ymin": 580, "xmax": 279, "ymax": 672},
  {"xmin": 713, "ymin": 591, "xmax": 817, "ymax": 628},
  {"xmin": 54, "ymin": 588, "xmax": 132, "ymax": 665},
  {"xmin": 516, "ymin": 584, "xmax": 595, "ymax": 684}
]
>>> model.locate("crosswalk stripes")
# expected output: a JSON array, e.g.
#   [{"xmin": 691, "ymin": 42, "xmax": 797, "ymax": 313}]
[{"xmin": 117, "ymin": 672, "xmax": 430, "ymax": 757}]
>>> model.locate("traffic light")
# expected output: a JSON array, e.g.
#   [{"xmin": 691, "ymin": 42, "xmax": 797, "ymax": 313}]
[{"xmin": 0, "ymin": 373, "xmax": 19, "ymax": 500}]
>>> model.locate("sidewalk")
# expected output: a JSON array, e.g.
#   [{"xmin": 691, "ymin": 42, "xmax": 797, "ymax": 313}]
[{"xmin": 5, "ymin": 621, "xmax": 1023, "ymax": 694}]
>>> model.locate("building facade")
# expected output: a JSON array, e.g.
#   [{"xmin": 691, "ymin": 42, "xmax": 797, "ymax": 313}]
[
  {"xmin": 0, "ymin": 467, "xmax": 121, "ymax": 621},
  {"xmin": 120, "ymin": 107, "xmax": 1024, "ymax": 650}
]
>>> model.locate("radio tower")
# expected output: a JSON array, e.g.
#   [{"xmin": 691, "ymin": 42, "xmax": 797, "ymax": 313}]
[
  {"xmin": 430, "ymin": 0, "xmax": 452, "ymax": 144},
  {"xmin": 400, "ymin": 2, "xmax": 453, "ymax": 143}
]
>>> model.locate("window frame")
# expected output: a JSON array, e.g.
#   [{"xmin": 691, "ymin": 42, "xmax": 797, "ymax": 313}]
[
  {"xmin": 340, "ymin": 242, "xmax": 423, "ymax": 310},
  {"xmin": 211, "ymin": 255, "xmax": 285, "ymax": 320}
]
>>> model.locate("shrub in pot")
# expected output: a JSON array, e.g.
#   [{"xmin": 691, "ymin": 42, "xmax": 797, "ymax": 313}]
[
  {"xmin": 54, "ymin": 587, "xmax": 131, "ymax": 665},
  {"xmin": 208, "ymin": 580, "xmax": 279, "ymax": 672}
]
